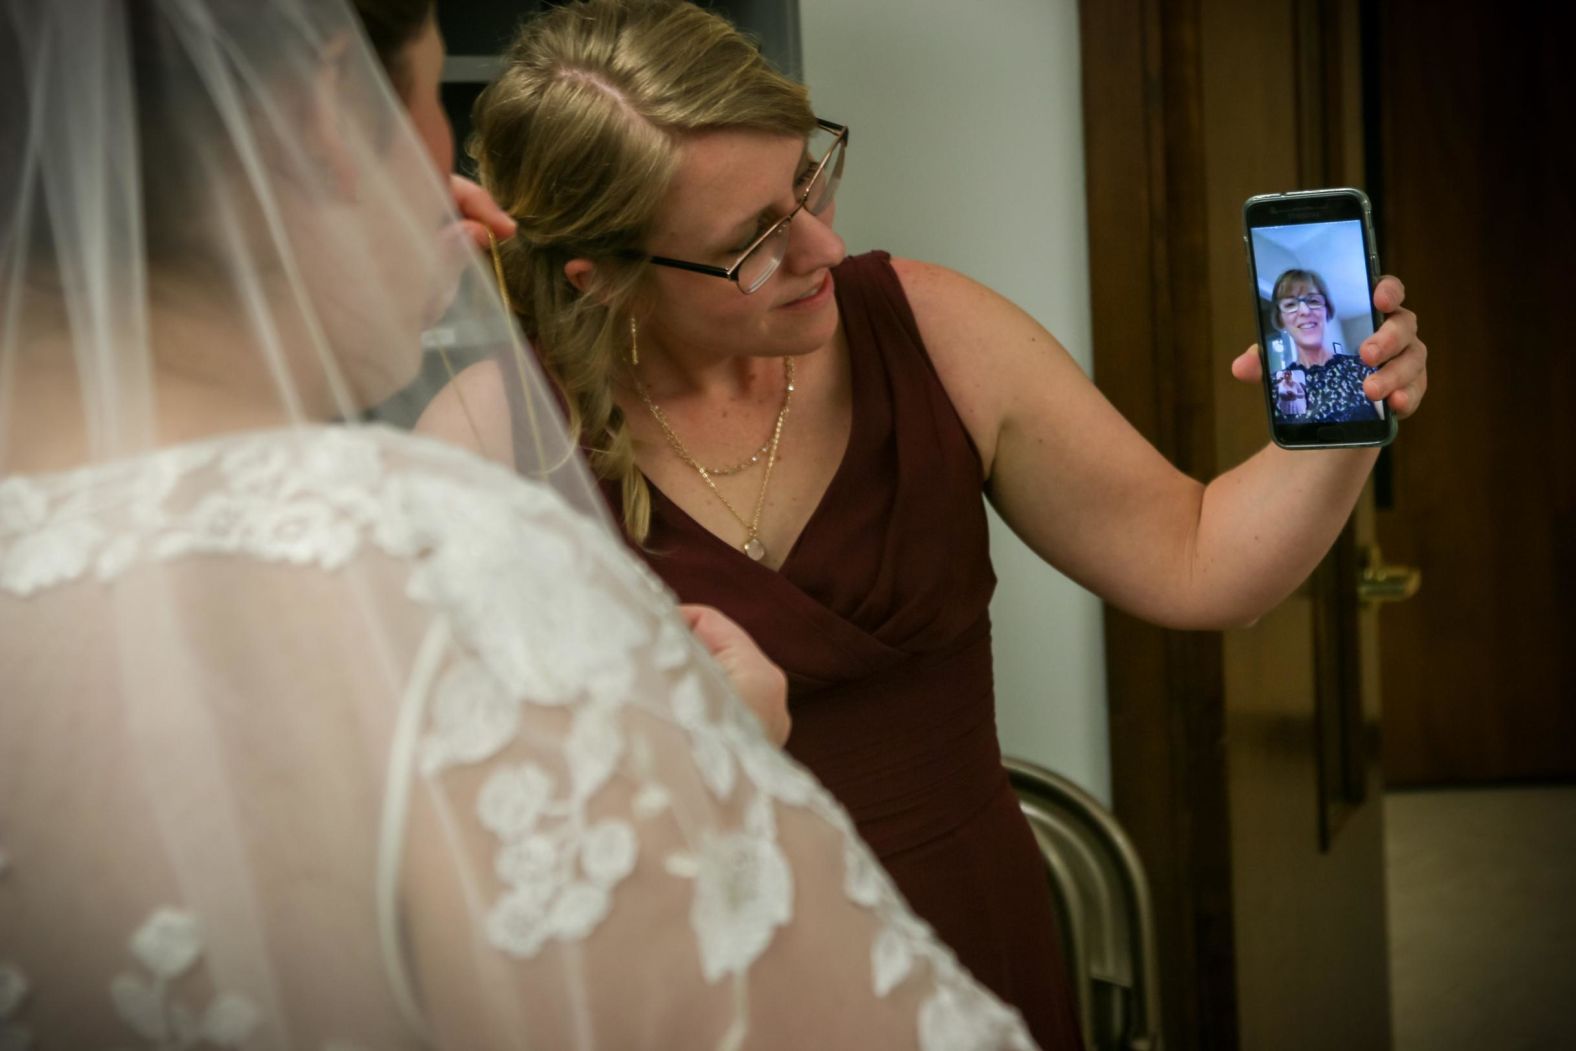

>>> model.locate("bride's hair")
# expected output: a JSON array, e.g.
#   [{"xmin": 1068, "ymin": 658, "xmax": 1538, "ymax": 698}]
[
  {"xmin": 351, "ymin": 0, "xmax": 434, "ymax": 93},
  {"xmin": 471, "ymin": 0, "xmax": 815, "ymax": 542},
  {"xmin": 1, "ymin": 0, "xmax": 464, "ymax": 467},
  {"xmin": 127, "ymin": 1, "xmax": 413, "ymax": 272},
  {"xmin": 126, "ymin": 2, "xmax": 277, "ymax": 269}
]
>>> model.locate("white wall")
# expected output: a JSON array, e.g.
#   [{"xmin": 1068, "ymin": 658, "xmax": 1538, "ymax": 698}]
[{"xmin": 799, "ymin": 0, "xmax": 1109, "ymax": 801}]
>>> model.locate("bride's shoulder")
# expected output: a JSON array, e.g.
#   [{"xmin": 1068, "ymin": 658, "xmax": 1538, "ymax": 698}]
[
  {"xmin": 2, "ymin": 424, "xmax": 560, "ymax": 507},
  {"xmin": 0, "ymin": 425, "xmax": 627, "ymax": 600},
  {"xmin": 357, "ymin": 425, "xmax": 619, "ymax": 554}
]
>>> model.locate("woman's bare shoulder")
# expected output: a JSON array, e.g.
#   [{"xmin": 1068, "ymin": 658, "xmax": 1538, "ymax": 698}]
[{"xmin": 885, "ymin": 255, "xmax": 1085, "ymax": 477}]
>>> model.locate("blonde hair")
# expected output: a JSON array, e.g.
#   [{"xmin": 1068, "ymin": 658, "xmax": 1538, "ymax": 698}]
[{"xmin": 471, "ymin": 0, "xmax": 815, "ymax": 541}]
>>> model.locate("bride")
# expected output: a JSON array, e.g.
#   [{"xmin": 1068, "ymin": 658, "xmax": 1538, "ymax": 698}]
[{"xmin": 0, "ymin": 1, "xmax": 1034, "ymax": 1048}]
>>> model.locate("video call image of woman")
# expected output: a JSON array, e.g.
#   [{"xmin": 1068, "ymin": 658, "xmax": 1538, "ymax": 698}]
[{"xmin": 1252, "ymin": 221, "xmax": 1385, "ymax": 424}]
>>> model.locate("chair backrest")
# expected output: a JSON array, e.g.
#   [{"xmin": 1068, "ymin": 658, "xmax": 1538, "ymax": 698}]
[{"xmin": 1004, "ymin": 757, "xmax": 1163, "ymax": 1051}]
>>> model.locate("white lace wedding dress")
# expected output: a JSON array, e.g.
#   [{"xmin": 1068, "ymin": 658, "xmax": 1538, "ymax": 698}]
[{"xmin": 0, "ymin": 425, "xmax": 1036, "ymax": 1051}]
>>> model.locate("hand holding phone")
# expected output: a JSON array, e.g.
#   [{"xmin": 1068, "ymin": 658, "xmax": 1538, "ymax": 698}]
[{"xmin": 1243, "ymin": 188, "xmax": 1397, "ymax": 448}]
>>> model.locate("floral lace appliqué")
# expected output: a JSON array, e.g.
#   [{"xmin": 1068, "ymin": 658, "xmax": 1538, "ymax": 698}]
[
  {"xmin": 419, "ymin": 658, "xmax": 522, "ymax": 776},
  {"xmin": 0, "ymin": 960, "xmax": 32, "ymax": 1051},
  {"xmin": 479, "ymin": 748, "xmax": 641, "ymax": 960},
  {"xmin": 0, "ymin": 833, "xmax": 30, "ymax": 1051},
  {"xmin": 661, "ymin": 791, "xmax": 793, "ymax": 985},
  {"xmin": 110, "ymin": 909, "xmax": 261, "ymax": 1050}
]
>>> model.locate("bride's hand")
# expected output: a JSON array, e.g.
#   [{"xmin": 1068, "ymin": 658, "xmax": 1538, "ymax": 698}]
[{"xmin": 679, "ymin": 604, "xmax": 791, "ymax": 747}]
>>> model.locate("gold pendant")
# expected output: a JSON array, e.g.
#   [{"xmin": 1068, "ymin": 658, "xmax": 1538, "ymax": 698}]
[{"xmin": 743, "ymin": 537, "xmax": 767, "ymax": 562}]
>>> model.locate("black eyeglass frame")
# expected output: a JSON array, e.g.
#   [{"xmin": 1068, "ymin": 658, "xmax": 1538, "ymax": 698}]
[
  {"xmin": 1276, "ymin": 293, "xmax": 1330, "ymax": 315},
  {"xmin": 622, "ymin": 118, "xmax": 848, "ymax": 295}
]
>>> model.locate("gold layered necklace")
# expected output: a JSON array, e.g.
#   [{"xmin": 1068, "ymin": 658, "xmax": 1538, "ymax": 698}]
[{"xmin": 635, "ymin": 356, "xmax": 796, "ymax": 563}]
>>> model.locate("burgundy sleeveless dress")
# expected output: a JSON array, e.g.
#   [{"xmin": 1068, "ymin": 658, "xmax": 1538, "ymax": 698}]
[{"xmin": 533, "ymin": 252, "xmax": 1081, "ymax": 1047}]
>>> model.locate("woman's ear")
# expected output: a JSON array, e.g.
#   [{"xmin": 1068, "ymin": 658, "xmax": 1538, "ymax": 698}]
[
  {"xmin": 301, "ymin": 32, "xmax": 360, "ymax": 200},
  {"xmin": 563, "ymin": 258, "xmax": 597, "ymax": 295}
]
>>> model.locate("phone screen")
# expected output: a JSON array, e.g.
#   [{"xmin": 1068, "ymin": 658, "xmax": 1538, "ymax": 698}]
[{"xmin": 1244, "ymin": 190, "xmax": 1395, "ymax": 448}]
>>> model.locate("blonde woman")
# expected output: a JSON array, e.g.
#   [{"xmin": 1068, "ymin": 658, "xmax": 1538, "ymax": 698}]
[{"xmin": 417, "ymin": 1, "xmax": 1430, "ymax": 1043}]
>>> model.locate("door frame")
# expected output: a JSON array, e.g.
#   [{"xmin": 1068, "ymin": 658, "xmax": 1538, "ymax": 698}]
[{"xmin": 1079, "ymin": 1, "xmax": 1237, "ymax": 1042}]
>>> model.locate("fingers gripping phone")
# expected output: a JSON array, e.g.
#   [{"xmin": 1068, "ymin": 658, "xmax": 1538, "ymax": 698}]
[{"xmin": 1243, "ymin": 188, "xmax": 1397, "ymax": 448}]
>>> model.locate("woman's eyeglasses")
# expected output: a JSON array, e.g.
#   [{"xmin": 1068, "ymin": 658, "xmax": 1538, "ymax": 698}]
[
  {"xmin": 627, "ymin": 118, "xmax": 848, "ymax": 295},
  {"xmin": 1277, "ymin": 293, "xmax": 1328, "ymax": 314}
]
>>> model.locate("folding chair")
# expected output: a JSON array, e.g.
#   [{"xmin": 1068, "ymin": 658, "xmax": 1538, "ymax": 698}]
[{"xmin": 1005, "ymin": 757, "xmax": 1163, "ymax": 1051}]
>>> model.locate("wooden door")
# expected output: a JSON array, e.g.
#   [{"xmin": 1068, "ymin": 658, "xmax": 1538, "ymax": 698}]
[
  {"xmin": 1368, "ymin": 2, "xmax": 1576, "ymax": 787},
  {"xmin": 1082, "ymin": 0, "xmax": 1392, "ymax": 1047}
]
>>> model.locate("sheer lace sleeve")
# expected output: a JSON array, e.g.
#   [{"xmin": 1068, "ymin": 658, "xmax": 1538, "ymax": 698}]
[{"xmin": 0, "ymin": 428, "xmax": 1034, "ymax": 1050}]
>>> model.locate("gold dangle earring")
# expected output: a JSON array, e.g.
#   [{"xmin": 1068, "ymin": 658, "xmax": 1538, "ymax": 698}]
[{"xmin": 628, "ymin": 316, "xmax": 639, "ymax": 367}]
